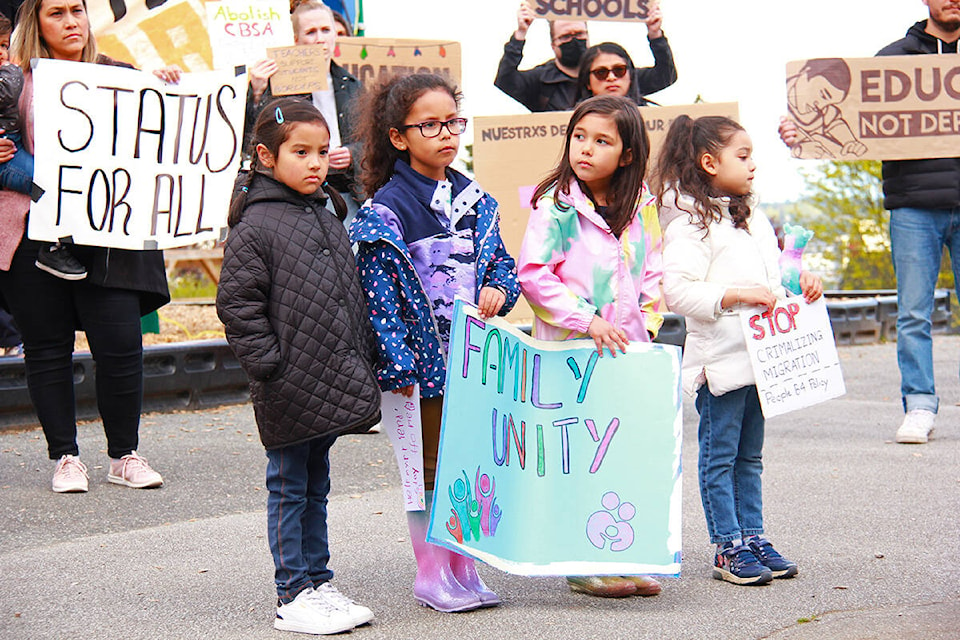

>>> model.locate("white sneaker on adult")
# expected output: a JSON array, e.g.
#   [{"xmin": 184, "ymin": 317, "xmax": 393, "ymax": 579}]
[
  {"xmin": 107, "ymin": 451, "xmax": 163, "ymax": 488},
  {"xmin": 274, "ymin": 587, "xmax": 355, "ymax": 635},
  {"xmin": 896, "ymin": 409, "xmax": 935, "ymax": 444},
  {"xmin": 52, "ymin": 454, "xmax": 88, "ymax": 493},
  {"xmin": 313, "ymin": 582, "xmax": 374, "ymax": 626}
]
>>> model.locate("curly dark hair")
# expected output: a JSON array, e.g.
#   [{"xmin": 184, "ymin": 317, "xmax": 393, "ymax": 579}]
[{"xmin": 355, "ymin": 73, "xmax": 462, "ymax": 198}]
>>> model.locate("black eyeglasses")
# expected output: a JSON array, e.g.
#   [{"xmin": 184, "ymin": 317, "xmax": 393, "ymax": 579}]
[
  {"xmin": 398, "ymin": 118, "xmax": 468, "ymax": 138},
  {"xmin": 590, "ymin": 65, "xmax": 629, "ymax": 81},
  {"xmin": 554, "ymin": 31, "xmax": 587, "ymax": 44}
]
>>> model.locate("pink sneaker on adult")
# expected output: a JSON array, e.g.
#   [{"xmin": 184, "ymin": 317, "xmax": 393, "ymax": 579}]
[
  {"xmin": 107, "ymin": 451, "xmax": 163, "ymax": 488},
  {"xmin": 52, "ymin": 454, "xmax": 88, "ymax": 493}
]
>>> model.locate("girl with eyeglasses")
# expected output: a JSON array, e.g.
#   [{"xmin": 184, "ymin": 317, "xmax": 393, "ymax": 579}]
[
  {"xmin": 575, "ymin": 42, "xmax": 674, "ymax": 106},
  {"xmin": 349, "ymin": 73, "xmax": 520, "ymax": 613}
]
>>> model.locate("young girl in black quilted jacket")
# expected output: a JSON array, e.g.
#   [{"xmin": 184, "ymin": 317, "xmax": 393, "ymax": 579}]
[{"xmin": 217, "ymin": 98, "xmax": 381, "ymax": 636}]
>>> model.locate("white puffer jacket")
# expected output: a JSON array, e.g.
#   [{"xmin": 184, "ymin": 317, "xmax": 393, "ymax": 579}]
[{"xmin": 660, "ymin": 188, "xmax": 785, "ymax": 396}]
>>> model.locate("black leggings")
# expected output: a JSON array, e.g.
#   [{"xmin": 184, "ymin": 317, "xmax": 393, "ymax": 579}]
[{"xmin": 0, "ymin": 239, "xmax": 144, "ymax": 459}]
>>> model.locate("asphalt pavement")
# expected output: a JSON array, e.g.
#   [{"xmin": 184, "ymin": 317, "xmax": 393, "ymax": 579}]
[{"xmin": 1, "ymin": 336, "xmax": 958, "ymax": 640}]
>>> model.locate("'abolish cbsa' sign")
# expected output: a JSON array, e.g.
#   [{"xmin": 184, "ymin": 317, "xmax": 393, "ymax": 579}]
[{"xmin": 29, "ymin": 60, "xmax": 246, "ymax": 250}]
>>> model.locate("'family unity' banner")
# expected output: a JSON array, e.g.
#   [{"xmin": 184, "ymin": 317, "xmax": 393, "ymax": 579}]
[
  {"xmin": 28, "ymin": 60, "xmax": 247, "ymax": 250},
  {"xmin": 428, "ymin": 301, "xmax": 682, "ymax": 576}
]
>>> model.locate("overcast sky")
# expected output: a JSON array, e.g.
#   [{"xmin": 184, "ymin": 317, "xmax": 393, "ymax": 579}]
[{"xmin": 360, "ymin": 0, "xmax": 927, "ymax": 203}]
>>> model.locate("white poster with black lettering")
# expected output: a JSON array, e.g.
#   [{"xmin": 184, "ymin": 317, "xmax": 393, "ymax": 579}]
[
  {"xmin": 29, "ymin": 59, "xmax": 247, "ymax": 250},
  {"xmin": 740, "ymin": 298, "xmax": 845, "ymax": 418}
]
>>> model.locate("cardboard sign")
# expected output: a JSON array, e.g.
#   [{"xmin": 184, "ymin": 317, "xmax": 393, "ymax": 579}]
[
  {"xmin": 740, "ymin": 298, "xmax": 846, "ymax": 418},
  {"xmin": 786, "ymin": 55, "xmax": 960, "ymax": 160},
  {"xmin": 267, "ymin": 45, "xmax": 329, "ymax": 94},
  {"xmin": 206, "ymin": 0, "xmax": 295, "ymax": 70},
  {"xmin": 382, "ymin": 386, "xmax": 427, "ymax": 511},
  {"xmin": 532, "ymin": 0, "xmax": 650, "ymax": 23},
  {"xmin": 28, "ymin": 60, "xmax": 247, "ymax": 250},
  {"xmin": 427, "ymin": 301, "xmax": 682, "ymax": 577},
  {"xmin": 473, "ymin": 102, "xmax": 739, "ymax": 322},
  {"xmin": 333, "ymin": 38, "xmax": 462, "ymax": 85},
  {"xmin": 92, "ymin": 0, "xmax": 214, "ymax": 72}
]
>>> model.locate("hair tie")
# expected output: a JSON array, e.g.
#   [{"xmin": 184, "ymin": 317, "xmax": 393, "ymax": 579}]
[
  {"xmin": 275, "ymin": 107, "xmax": 284, "ymax": 124},
  {"xmin": 241, "ymin": 186, "xmax": 248, "ymax": 192}
]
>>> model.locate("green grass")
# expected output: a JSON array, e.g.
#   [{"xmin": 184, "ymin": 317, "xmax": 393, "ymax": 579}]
[{"xmin": 169, "ymin": 270, "xmax": 217, "ymax": 300}]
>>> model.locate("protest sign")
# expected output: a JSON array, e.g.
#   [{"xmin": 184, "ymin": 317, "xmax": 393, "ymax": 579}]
[
  {"xmin": 267, "ymin": 45, "xmax": 329, "ymax": 94},
  {"xmin": 473, "ymin": 102, "xmax": 738, "ymax": 321},
  {"xmin": 427, "ymin": 301, "xmax": 682, "ymax": 577},
  {"xmin": 532, "ymin": 0, "xmax": 651, "ymax": 23},
  {"xmin": 383, "ymin": 386, "xmax": 426, "ymax": 511},
  {"xmin": 333, "ymin": 38, "xmax": 462, "ymax": 85},
  {"xmin": 740, "ymin": 298, "xmax": 846, "ymax": 418},
  {"xmin": 92, "ymin": 0, "xmax": 213, "ymax": 72},
  {"xmin": 786, "ymin": 55, "xmax": 960, "ymax": 160},
  {"xmin": 206, "ymin": 0, "xmax": 295, "ymax": 70},
  {"xmin": 28, "ymin": 60, "xmax": 246, "ymax": 251}
]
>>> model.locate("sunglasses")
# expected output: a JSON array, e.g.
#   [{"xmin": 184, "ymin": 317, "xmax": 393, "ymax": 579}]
[{"xmin": 590, "ymin": 65, "xmax": 629, "ymax": 81}]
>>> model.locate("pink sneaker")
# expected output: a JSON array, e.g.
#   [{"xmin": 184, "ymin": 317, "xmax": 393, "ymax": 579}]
[
  {"xmin": 107, "ymin": 451, "xmax": 163, "ymax": 489},
  {"xmin": 52, "ymin": 454, "xmax": 88, "ymax": 493}
]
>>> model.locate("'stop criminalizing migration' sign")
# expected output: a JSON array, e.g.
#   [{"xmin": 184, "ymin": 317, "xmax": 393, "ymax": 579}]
[{"xmin": 28, "ymin": 59, "xmax": 247, "ymax": 250}]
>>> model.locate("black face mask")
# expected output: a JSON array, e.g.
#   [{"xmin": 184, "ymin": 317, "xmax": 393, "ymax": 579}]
[{"xmin": 557, "ymin": 37, "xmax": 587, "ymax": 68}]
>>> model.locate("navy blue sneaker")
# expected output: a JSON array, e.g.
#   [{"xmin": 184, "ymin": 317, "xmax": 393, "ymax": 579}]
[
  {"xmin": 746, "ymin": 536, "xmax": 798, "ymax": 579},
  {"xmin": 713, "ymin": 542, "xmax": 773, "ymax": 585}
]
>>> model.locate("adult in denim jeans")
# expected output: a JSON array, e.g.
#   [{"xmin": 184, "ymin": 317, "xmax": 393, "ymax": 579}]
[{"xmin": 780, "ymin": 0, "xmax": 960, "ymax": 444}]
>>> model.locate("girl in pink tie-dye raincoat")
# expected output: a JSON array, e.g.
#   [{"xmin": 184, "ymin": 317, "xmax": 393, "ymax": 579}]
[{"xmin": 517, "ymin": 95, "xmax": 664, "ymax": 599}]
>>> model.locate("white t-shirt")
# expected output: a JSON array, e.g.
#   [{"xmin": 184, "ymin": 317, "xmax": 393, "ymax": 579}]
[{"xmin": 311, "ymin": 75, "xmax": 342, "ymax": 149}]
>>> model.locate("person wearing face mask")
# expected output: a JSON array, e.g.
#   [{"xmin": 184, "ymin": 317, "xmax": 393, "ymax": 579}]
[{"xmin": 494, "ymin": 0, "xmax": 676, "ymax": 113}]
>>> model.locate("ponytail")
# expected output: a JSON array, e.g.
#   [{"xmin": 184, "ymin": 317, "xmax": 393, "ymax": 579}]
[{"xmin": 228, "ymin": 169, "xmax": 255, "ymax": 228}]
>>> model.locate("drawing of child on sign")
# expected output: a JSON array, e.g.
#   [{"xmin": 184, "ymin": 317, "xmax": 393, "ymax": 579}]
[{"xmin": 786, "ymin": 58, "xmax": 867, "ymax": 159}]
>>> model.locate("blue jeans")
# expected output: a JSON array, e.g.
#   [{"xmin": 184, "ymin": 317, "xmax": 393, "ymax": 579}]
[
  {"xmin": 266, "ymin": 435, "xmax": 337, "ymax": 604},
  {"xmin": 0, "ymin": 133, "xmax": 35, "ymax": 195},
  {"xmin": 695, "ymin": 385, "xmax": 765, "ymax": 544},
  {"xmin": 889, "ymin": 207, "xmax": 960, "ymax": 414}
]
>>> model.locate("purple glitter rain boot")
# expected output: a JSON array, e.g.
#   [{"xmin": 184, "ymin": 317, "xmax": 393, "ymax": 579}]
[
  {"xmin": 406, "ymin": 491, "xmax": 482, "ymax": 612},
  {"xmin": 449, "ymin": 551, "xmax": 501, "ymax": 607}
]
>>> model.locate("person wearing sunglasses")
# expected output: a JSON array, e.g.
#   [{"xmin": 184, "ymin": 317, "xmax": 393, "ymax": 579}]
[
  {"xmin": 576, "ymin": 41, "xmax": 675, "ymax": 106},
  {"xmin": 495, "ymin": 1, "xmax": 676, "ymax": 112}
]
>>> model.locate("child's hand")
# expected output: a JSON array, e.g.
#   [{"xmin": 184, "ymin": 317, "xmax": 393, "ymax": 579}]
[
  {"xmin": 799, "ymin": 271, "xmax": 823, "ymax": 303},
  {"xmin": 587, "ymin": 316, "xmax": 629, "ymax": 358},
  {"xmin": 392, "ymin": 385, "xmax": 415, "ymax": 398},
  {"xmin": 478, "ymin": 286, "xmax": 506, "ymax": 319},
  {"xmin": 727, "ymin": 286, "xmax": 777, "ymax": 312}
]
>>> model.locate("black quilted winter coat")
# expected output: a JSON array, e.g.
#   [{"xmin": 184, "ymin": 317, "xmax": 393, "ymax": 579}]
[{"xmin": 217, "ymin": 173, "xmax": 381, "ymax": 449}]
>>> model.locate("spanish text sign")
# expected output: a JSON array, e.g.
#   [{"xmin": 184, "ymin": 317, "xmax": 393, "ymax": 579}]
[
  {"xmin": 786, "ymin": 55, "xmax": 960, "ymax": 160},
  {"xmin": 532, "ymin": 0, "xmax": 650, "ymax": 22},
  {"xmin": 29, "ymin": 60, "xmax": 246, "ymax": 250},
  {"xmin": 382, "ymin": 386, "xmax": 426, "ymax": 512},
  {"xmin": 428, "ymin": 301, "xmax": 682, "ymax": 577},
  {"xmin": 740, "ymin": 298, "xmax": 846, "ymax": 418}
]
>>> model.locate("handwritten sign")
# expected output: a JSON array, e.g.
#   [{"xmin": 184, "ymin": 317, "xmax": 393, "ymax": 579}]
[
  {"xmin": 28, "ymin": 60, "xmax": 246, "ymax": 250},
  {"xmin": 740, "ymin": 298, "xmax": 846, "ymax": 418},
  {"xmin": 383, "ymin": 386, "xmax": 426, "ymax": 511},
  {"xmin": 267, "ymin": 45, "xmax": 329, "ymax": 94},
  {"xmin": 786, "ymin": 55, "xmax": 960, "ymax": 160},
  {"xmin": 532, "ymin": 0, "xmax": 650, "ymax": 23},
  {"xmin": 427, "ymin": 301, "xmax": 682, "ymax": 577},
  {"xmin": 473, "ymin": 102, "xmax": 739, "ymax": 322},
  {"xmin": 334, "ymin": 38, "xmax": 462, "ymax": 85},
  {"xmin": 206, "ymin": 0, "xmax": 294, "ymax": 70}
]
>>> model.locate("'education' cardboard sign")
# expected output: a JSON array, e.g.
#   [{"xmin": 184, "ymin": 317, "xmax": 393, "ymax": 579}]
[
  {"xmin": 786, "ymin": 54, "xmax": 960, "ymax": 160},
  {"xmin": 333, "ymin": 37, "xmax": 462, "ymax": 85}
]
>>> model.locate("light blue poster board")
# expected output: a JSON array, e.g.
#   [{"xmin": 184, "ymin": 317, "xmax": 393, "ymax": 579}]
[{"xmin": 428, "ymin": 301, "xmax": 683, "ymax": 577}]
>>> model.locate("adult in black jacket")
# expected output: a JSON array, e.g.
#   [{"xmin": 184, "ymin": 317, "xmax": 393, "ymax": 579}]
[
  {"xmin": 245, "ymin": 1, "xmax": 363, "ymax": 209},
  {"xmin": 494, "ymin": 0, "xmax": 677, "ymax": 112},
  {"xmin": 780, "ymin": 0, "xmax": 960, "ymax": 445}
]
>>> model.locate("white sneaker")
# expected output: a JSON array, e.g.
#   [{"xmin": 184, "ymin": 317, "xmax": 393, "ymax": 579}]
[
  {"xmin": 107, "ymin": 451, "xmax": 163, "ymax": 488},
  {"xmin": 52, "ymin": 455, "xmax": 88, "ymax": 493},
  {"xmin": 896, "ymin": 409, "xmax": 935, "ymax": 444},
  {"xmin": 274, "ymin": 587, "xmax": 355, "ymax": 635},
  {"xmin": 312, "ymin": 582, "xmax": 374, "ymax": 626}
]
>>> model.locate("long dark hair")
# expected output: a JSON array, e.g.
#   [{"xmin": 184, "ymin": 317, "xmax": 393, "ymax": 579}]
[
  {"xmin": 655, "ymin": 115, "xmax": 751, "ymax": 231},
  {"xmin": 575, "ymin": 43, "xmax": 643, "ymax": 105},
  {"xmin": 530, "ymin": 95, "xmax": 649, "ymax": 237},
  {"xmin": 229, "ymin": 98, "xmax": 346, "ymax": 227},
  {"xmin": 356, "ymin": 72, "xmax": 462, "ymax": 198}
]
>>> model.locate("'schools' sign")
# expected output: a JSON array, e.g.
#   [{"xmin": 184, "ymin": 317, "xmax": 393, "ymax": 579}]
[
  {"xmin": 29, "ymin": 60, "xmax": 247, "ymax": 250},
  {"xmin": 428, "ymin": 301, "xmax": 682, "ymax": 577}
]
